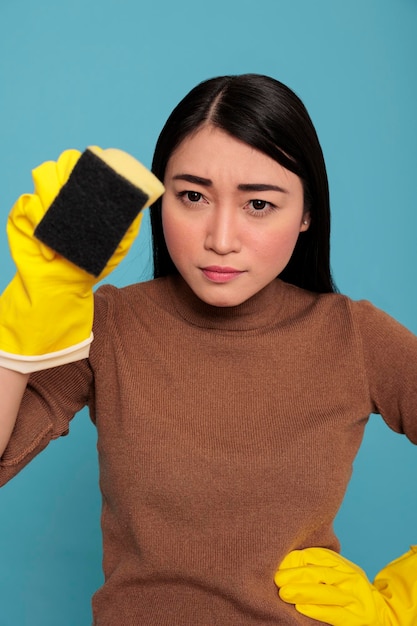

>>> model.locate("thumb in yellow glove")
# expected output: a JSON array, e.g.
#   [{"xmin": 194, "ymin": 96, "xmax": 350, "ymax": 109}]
[
  {"xmin": 274, "ymin": 546, "xmax": 417, "ymax": 626},
  {"xmin": 0, "ymin": 147, "xmax": 164, "ymax": 373}
]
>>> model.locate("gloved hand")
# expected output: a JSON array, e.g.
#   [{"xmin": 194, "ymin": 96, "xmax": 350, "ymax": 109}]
[
  {"xmin": 274, "ymin": 546, "xmax": 417, "ymax": 625},
  {"xmin": 0, "ymin": 147, "xmax": 164, "ymax": 373}
]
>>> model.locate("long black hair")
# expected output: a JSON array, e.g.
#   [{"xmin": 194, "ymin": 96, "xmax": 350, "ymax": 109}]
[{"xmin": 150, "ymin": 74, "xmax": 337, "ymax": 293}]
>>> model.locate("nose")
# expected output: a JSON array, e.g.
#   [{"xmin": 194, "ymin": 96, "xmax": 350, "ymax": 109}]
[{"xmin": 204, "ymin": 205, "xmax": 241, "ymax": 255}]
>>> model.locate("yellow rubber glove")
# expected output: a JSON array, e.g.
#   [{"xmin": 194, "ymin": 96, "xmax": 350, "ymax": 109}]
[
  {"xmin": 274, "ymin": 546, "xmax": 417, "ymax": 625},
  {"xmin": 0, "ymin": 147, "xmax": 164, "ymax": 373}
]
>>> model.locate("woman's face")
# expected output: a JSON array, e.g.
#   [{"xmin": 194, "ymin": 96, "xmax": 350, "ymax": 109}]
[{"xmin": 162, "ymin": 125, "xmax": 309, "ymax": 307}]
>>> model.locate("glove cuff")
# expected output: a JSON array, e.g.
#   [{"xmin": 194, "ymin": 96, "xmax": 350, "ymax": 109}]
[{"xmin": 0, "ymin": 333, "xmax": 93, "ymax": 373}]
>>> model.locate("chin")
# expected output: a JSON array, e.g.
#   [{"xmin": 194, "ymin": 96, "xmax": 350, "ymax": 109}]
[{"xmin": 197, "ymin": 290, "xmax": 249, "ymax": 308}]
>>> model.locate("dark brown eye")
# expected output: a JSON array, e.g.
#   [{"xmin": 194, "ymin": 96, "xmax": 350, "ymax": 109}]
[
  {"xmin": 187, "ymin": 191, "xmax": 202, "ymax": 202},
  {"xmin": 251, "ymin": 200, "xmax": 268, "ymax": 210}
]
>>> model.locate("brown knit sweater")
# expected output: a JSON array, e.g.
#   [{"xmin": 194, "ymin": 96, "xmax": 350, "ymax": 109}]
[{"xmin": 1, "ymin": 276, "xmax": 416, "ymax": 625}]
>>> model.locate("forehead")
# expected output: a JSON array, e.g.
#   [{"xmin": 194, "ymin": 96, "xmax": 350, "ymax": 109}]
[{"xmin": 165, "ymin": 125, "xmax": 299, "ymax": 188}]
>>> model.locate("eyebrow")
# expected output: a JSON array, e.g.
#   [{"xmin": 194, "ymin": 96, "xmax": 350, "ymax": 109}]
[
  {"xmin": 172, "ymin": 174, "xmax": 288, "ymax": 194},
  {"xmin": 173, "ymin": 174, "xmax": 212, "ymax": 186},
  {"xmin": 238, "ymin": 183, "xmax": 288, "ymax": 194}
]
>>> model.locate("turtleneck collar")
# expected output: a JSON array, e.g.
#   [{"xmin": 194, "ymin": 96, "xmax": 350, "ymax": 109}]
[{"xmin": 165, "ymin": 274, "xmax": 288, "ymax": 332}]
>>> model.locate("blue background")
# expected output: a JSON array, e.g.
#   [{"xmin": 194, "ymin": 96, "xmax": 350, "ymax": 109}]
[{"xmin": 1, "ymin": 1, "xmax": 416, "ymax": 624}]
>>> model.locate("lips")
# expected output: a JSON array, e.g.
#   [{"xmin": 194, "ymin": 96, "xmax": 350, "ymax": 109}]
[{"xmin": 201, "ymin": 266, "xmax": 245, "ymax": 283}]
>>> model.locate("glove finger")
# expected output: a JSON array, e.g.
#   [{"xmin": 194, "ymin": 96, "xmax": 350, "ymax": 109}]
[
  {"xmin": 8, "ymin": 193, "xmax": 44, "ymax": 230},
  {"xmin": 8, "ymin": 193, "xmax": 56, "ymax": 261},
  {"xmin": 32, "ymin": 149, "xmax": 80, "ymax": 209},
  {"xmin": 295, "ymin": 602, "xmax": 351, "ymax": 626},
  {"xmin": 56, "ymin": 148, "xmax": 82, "ymax": 185},
  {"xmin": 279, "ymin": 548, "xmax": 342, "ymax": 570},
  {"xmin": 279, "ymin": 582, "xmax": 351, "ymax": 607},
  {"xmin": 8, "ymin": 193, "xmax": 45, "ymax": 244},
  {"xmin": 279, "ymin": 548, "xmax": 366, "ymax": 576},
  {"xmin": 31, "ymin": 160, "xmax": 63, "ymax": 209},
  {"xmin": 30, "ymin": 150, "xmax": 81, "ymax": 262},
  {"xmin": 275, "ymin": 564, "xmax": 354, "ymax": 588}
]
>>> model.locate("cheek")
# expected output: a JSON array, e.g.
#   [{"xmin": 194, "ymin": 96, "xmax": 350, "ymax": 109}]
[
  {"xmin": 251, "ymin": 222, "xmax": 302, "ymax": 263},
  {"xmin": 161, "ymin": 199, "xmax": 180, "ymax": 243},
  {"xmin": 162, "ymin": 203, "xmax": 197, "ymax": 263},
  {"xmin": 161, "ymin": 207, "xmax": 174, "ymax": 247}
]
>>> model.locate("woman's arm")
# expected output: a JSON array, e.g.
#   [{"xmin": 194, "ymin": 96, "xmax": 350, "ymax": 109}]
[
  {"xmin": 0, "ymin": 148, "xmax": 163, "ymax": 479},
  {"xmin": 0, "ymin": 367, "xmax": 29, "ymax": 457}
]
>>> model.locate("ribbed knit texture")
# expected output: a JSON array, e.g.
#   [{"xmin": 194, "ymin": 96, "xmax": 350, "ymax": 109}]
[{"xmin": 1, "ymin": 276, "xmax": 416, "ymax": 625}]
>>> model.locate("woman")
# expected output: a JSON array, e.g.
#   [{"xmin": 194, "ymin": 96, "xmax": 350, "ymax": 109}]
[{"xmin": 0, "ymin": 74, "xmax": 416, "ymax": 625}]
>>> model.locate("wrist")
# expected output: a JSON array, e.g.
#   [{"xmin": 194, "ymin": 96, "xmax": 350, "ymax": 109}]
[{"xmin": 0, "ymin": 334, "xmax": 93, "ymax": 373}]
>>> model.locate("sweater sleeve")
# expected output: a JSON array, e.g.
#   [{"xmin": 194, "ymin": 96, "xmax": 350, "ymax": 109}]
[
  {"xmin": 0, "ymin": 290, "xmax": 110, "ymax": 487},
  {"xmin": 0, "ymin": 359, "xmax": 93, "ymax": 487},
  {"xmin": 352, "ymin": 300, "xmax": 417, "ymax": 444}
]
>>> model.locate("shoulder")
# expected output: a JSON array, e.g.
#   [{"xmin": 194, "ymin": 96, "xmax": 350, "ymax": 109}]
[
  {"xmin": 282, "ymin": 281, "xmax": 396, "ymax": 321},
  {"xmin": 89, "ymin": 278, "xmax": 172, "ymax": 361},
  {"xmin": 279, "ymin": 281, "xmax": 358, "ymax": 327},
  {"xmin": 94, "ymin": 277, "xmax": 169, "ymax": 307},
  {"xmin": 280, "ymin": 282, "xmax": 416, "ymax": 344},
  {"xmin": 92, "ymin": 277, "xmax": 175, "ymax": 329}
]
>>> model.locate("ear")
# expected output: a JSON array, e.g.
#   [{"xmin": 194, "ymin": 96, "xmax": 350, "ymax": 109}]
[{"xmin": 300, "ymin": 212, "xmax": 311, "ymax": 233}]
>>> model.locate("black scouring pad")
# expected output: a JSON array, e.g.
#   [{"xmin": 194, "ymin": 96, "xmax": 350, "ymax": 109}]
[{"xmin": 34, "ymin": 149, "xmax": 149, "ymax": 276}]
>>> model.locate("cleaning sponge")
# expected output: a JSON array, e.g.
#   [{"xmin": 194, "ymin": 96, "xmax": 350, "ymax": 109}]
[{"xmin": 34, "ymin": 147, "xmax": 163, "ymax": 276}]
